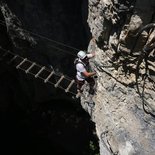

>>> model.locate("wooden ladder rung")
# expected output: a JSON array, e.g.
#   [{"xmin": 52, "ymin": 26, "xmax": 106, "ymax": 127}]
[
  {"xmin": 44, "ymin": 71, "xmax": 54, "ymax": 83},
  {"xmin": 7, "ymin": 55, "xmax": 18, "ymax": 64},
  {"xmin": 16, "ymin": 58, "xmax": 27, "ymax": 69},
  {"xmin": 35, "ymin": 66, "xmax": 45, "ymax": 78},
  {"xmin": 54, "ymin": 75, "xmax": 64, "ymax": 88},
  {"xmin": 76, "ymin": 92, "xmax": 81, "ymax": 98},
  {"xmin": 65, "ymin": 80, "xmax": 75, "ymax": 92},
  {"xmin": 25, "ymin": 62, "xmax": 36, "ymax": 73}
]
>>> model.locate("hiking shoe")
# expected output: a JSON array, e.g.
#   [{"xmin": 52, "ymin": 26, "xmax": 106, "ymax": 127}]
[
  {"xmin": 77, "ymin": 89, "xmax": 83, "ymax": 93},
  {"xmin": 89, "ymin": 89, "xmax": 95, "ymax": 95}
]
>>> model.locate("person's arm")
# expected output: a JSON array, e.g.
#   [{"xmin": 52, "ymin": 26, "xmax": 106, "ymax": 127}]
[
  {"xmin": 87, "ymin": 52, "xmax": 95, "ymax": 58},
  {"xmin": 77, "ymin": 63, "xmax": 96, "ymax": 78},
  {"xmin": 82, "ymin": 71, "xmax": 96, "ymax": 78}
]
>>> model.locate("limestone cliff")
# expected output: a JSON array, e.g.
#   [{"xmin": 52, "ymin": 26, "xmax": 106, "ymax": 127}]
[
  {"xmin": 0, "ymin": 0, "xmax": 155, "ymax": 155},
  {"xmin": 84, "ymin": 0, "xmax": 155, "ymax": 154}
]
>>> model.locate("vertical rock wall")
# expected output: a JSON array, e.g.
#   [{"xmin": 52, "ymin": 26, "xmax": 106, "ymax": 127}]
[{"xmin": 86, "ymin": 0, "xmax": 155, "ymax": 154}]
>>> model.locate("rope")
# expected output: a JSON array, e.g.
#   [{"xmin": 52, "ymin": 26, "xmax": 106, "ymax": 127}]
[
  {"xmin": 0, "ymin": 18, "xmax": 97, "ymax": 98},
  {"xmin": 0, "ymin": 19, "xmax": 78, "ymax": 57},
  {"xmin": 0, "ymin": 46, "xmax": 69, "ymax": 78},
  {"xmin": 130, "ymin": 23, "xmax": 155, "ymax": 55},
  {"xmin": 47, "ymin": 44, "xmax": 76, "ymax": 56},
  {"xmin": 135, "ymin": 24, "xmax": 155, "ymax": 117},
  {"xmin": 0, "ymin": 19, "xmax": 97, "ymax": 81},
  {"xmin": 0, "ymin": 46, "xmax": 78, "ymax": 96}
]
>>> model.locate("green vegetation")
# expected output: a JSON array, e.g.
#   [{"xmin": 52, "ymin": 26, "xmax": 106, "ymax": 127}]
[{"xmin": 89, "ymin": 140, "xmax": 99, "ymax": 155}]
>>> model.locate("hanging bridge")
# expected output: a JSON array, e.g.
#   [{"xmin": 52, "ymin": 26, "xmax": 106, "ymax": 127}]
[
  {"xmin": 1, "ymin": 15, "xmax": 155, "ymax": 104},
  {"xmin": 0, "ymin": 18, "xmax": 92, "ymax": 99},
  {"xmin": 0, "ymin": 47, "xmax": 82, "ymax": 98}
]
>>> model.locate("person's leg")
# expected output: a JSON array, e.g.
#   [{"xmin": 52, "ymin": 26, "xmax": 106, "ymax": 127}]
[
  {"xmin": 76, "ymin": 78, "xmax": 85, "ymax": 93},
  {"xmin": 85, "ymin": 77, "xmax": 95, "ymax": 95}
]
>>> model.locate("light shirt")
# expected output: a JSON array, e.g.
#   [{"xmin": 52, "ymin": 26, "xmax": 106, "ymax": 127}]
[
  {"xmin": 76, "ymin": 60, "xmax": 86, "ymax": 81},
  {"xmin": 76, "ymin": 53, "xmax": 93, "ymax": 81}
]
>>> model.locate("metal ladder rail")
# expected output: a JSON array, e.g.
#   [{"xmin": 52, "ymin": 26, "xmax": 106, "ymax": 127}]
[
  {"xmin": 20, "ymin": 63, "xmax": 79, "ymax": 97},
  {"xmin": 0, "ymin": 51, "xmax": 9, "ymax": 61},
  {"xmin": 23, "ymin": 60, "xmax": 80, "ymax": 97},
  {"xmin": 17, "ymin": 65, "xmax": 56, "ymax": 84},
  {"xmin": 0, "ymin": 51, "xmax": 21, "ymax": 64},
  {"xmin": 20, "ymin": 61, "xmax": 80, "ymax": 97},
  {"xmin": 24, "ymin": 65, "xmax": 77, "ymax": 96},
  {"xmin": 0, "ymin": 48, "xmax": 80, "ymax": 97},
  {"xmin": 7, "ymin": 55, "xmax": 18, "ymax": 64}
]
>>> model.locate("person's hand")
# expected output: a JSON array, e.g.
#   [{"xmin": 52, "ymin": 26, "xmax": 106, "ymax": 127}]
[
  {"xmin": 92, "ymin": 71, "xmax": 96, "ymax": 76},
  {"xmin": 92, "ymin": 52, "xmax": 96, "ymax": 57},
  {"xmin": 92, "ymin": 37, "xmax": 96, "ymax": 43}
]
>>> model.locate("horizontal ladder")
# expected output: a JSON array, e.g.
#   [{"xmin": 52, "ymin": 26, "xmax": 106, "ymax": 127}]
[{"xmin": 0, "ymin": 48, "xmax": 81, "ymax": 98}]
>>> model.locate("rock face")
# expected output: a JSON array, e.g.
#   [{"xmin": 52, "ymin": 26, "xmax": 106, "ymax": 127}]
[
  {"xmin": 1, "ymin": 0, "xmax": 155, "ymax": 155},
  {"xmin": 84, "ymin": 0, "xmax": 155, "ymax": 154}
]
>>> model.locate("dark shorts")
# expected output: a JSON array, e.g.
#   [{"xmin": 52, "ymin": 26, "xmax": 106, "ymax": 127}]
[{"xmin": 76, "ymin": 77, "xmax": 95, "ymax": 94}]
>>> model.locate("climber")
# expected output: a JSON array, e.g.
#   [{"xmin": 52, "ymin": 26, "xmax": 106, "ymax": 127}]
[{"xmin": 75, "ymin": 50, "xmax": 96, "ymax": 95}]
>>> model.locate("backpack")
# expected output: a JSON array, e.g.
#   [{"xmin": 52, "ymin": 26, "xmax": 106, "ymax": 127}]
[
  {"xmin": 74, "ymin": 58, "xmax": 86, "ymax": 67},
  {"xmin": 74, "ymin": 58, "xmax": 90, "ymax": 72}
]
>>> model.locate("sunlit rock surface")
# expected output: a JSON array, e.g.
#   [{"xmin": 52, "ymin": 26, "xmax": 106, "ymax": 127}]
[
  {"xmin": 1, "ymin": 0, "xmax": 155, "ymax": 155},
  {"xmin": 85, "ymin": 0, "xmax": 155, "ymax": 154}
]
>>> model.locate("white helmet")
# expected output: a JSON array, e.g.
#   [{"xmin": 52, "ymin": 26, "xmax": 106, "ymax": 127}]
[{"xmin": 77, "ymin": 50, "xmax": 87, "ymax": 59}]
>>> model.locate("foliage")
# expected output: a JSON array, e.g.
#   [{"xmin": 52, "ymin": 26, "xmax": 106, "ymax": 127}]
[{"xmin": 89, "ymin": 140, "xmax": 99, "ymax": 155}]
